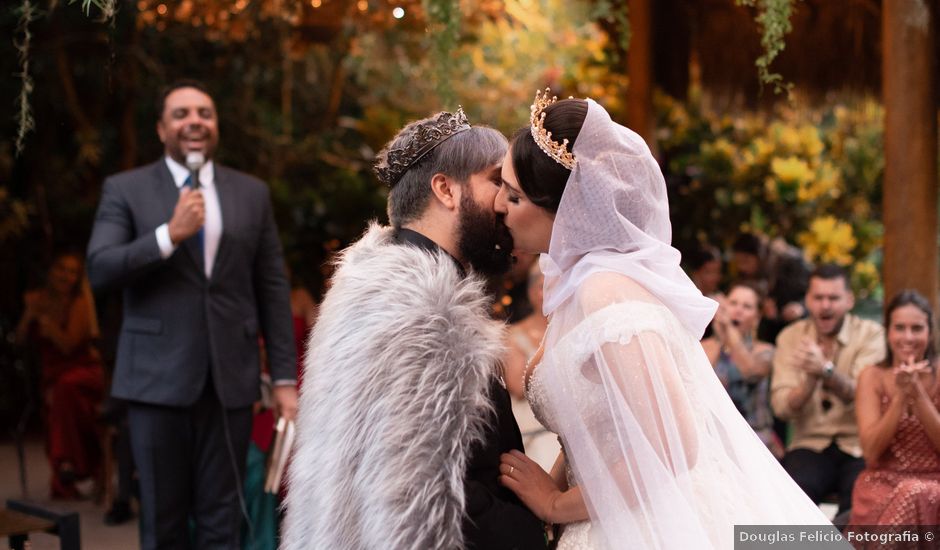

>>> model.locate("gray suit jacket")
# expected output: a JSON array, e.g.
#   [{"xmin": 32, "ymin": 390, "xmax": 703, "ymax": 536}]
[{"xmin": 87, "ymin": 159, "xmax": 296, "ymax": 408}]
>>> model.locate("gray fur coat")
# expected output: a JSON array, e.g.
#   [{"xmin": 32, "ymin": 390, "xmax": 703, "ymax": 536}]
[{"xmin": 281, "ymin": 223, "xmax": 504, "ymax": 550}]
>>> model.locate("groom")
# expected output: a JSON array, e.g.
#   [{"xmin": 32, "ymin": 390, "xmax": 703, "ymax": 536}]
[{"xmin": 282, "ymin": 109, "xmax": 546, "ymax": 550}]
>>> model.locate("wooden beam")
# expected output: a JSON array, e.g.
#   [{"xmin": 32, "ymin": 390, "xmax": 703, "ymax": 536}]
[
  {"xmin": 882, "ymin": 0, "xmax": 938, "ymax": 310},
  {"xmin": 627, "ymin": 0, "xmax": 655, "ymax": 151}
]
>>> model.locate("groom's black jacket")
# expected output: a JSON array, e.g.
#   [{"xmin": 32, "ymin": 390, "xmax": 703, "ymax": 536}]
[
  {"xmin": 394, "ymin": 229, "xmax": 546, "ymax": 549},
  {"xmin": 464, "ymin": 378, "xmax": 548, "ymax": 550}
]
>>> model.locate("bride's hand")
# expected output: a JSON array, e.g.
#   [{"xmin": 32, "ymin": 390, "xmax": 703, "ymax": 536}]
[{"xmin": 499, "ymin": 450, "xmax": 561, "ymax": 523}]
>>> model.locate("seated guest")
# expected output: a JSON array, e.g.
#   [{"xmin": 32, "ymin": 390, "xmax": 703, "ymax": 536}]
[
  {"xmin": 731, "ymin": 233, "xmax": 765, "ymax": 281},
  {"xmin": 849, "ymin": 290, "xmax": 940, "ymax": 527},
  {"xmin": 686, "ymin": 244, "xmax": 723, "ymax": 299},
  {"xmin": 731, "ymin": 232, "xmax": 809, "ymax": 342},
  {"xmin": 16, "ymin": 252, "xmax": 105, "ymax": 498},
  {"xmin": 702, "ymin": 282, "xmax": 783, "ymax": 458},
  {"xmin": 771, "ymin": 264, "xmax": 885, "ymax": 515}
]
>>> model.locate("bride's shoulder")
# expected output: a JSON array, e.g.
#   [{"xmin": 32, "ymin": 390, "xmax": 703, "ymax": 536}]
[
  {"xmin": 575, "ymin": 271, "xmax": 659, "ymax": 314},
  {"xmin": 580, "ymin": 271, "xmax": 654, "ymax": 293}
]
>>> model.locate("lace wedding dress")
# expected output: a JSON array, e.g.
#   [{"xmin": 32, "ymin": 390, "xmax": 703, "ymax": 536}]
[
  {"xmin": 521, "ymin": 97, "xmax": 829, "ymax": 549},
  {"xmin": 527, "ymin": 274, "xmax": 830, "ymax": 549},
  {"xmin": 526, "ymin": 329, "xmax": 595, "ymax": 550}
]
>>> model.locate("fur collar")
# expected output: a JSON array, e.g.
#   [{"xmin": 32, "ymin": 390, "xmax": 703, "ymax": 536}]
[{"xmin": 283, "ymin": 223, "xmax": 503, "ymax": 550}]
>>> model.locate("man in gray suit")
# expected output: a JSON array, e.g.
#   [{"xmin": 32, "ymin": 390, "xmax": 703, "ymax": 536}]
[{"xmin": 87, "ymin": 80, "xmax": 298, "ymax": 550}]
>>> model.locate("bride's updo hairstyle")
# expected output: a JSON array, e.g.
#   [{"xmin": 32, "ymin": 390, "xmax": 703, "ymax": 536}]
[{"xmin": 510, "ymin": 98, "xmax": 588, "ymax": 213}]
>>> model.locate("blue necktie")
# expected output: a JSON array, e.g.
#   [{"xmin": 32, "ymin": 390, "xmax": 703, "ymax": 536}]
[{"xmin": 183, "ymin": 174, "xmax": 205, "ymax": 257}]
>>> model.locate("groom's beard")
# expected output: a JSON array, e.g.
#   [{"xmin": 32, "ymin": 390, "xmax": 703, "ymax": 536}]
[{"xmin": 456, "ymin": 193, "xmax": 515, "ymax": 277}]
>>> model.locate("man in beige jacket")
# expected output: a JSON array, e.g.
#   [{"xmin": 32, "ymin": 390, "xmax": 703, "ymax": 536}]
[{"xmin": 771, "ymin": 263, "xmax": 885, "ymax": 516}]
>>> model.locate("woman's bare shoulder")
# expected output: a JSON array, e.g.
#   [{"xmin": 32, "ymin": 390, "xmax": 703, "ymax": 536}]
[{"xmin": 858, "ymin": 364, "xmax": 888, "ymax": 386}]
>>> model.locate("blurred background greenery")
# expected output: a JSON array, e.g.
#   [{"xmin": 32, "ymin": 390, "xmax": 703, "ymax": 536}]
[{"xmin": 1, "ymin": 0, "xmax": 931, "ymax": 302}]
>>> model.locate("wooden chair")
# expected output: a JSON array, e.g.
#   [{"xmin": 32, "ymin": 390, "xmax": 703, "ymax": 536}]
[{"xmin": 0, "ymin": 499, "xmax": 80, "ymax": 550}]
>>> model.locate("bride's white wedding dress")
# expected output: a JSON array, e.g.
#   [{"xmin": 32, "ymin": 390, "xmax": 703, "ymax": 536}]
[
  {"xmin": 520, "ymin": 97, "xmax": 830, "ymax": 549},
  {"xmin": 527, "ymin": 276, "xmax": 830, "ymax": 549}
]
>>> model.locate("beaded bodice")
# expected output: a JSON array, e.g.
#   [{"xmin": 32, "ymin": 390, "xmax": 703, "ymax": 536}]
[{"xmin": 526, "ymin": 362, "xmax": 554, "ymax": 434}]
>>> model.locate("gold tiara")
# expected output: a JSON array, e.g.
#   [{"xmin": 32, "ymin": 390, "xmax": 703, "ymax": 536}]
[{"xmin": 530, "ymin": 88, "xmax": 576, "ymax": 170}]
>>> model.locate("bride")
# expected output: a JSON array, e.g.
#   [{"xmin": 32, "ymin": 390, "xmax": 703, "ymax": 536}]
[{"xmin": 494, "ymin": 91, "xmax": 830, "ymax": 549}]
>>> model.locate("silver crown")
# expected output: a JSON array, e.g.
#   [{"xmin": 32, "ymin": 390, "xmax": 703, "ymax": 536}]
[{"xmin": 375, "ymin": 108, "xmax": 473, "ymax": 187}]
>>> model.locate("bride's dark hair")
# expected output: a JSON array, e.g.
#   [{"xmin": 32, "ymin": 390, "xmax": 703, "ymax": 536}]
[{"xmin": 510, "ymin": 98, "xmax": 588, "ymax": 213}]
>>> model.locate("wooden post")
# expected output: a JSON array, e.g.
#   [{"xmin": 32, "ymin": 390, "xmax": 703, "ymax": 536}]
[
  {"xmin": 627, "ymin": 0, "xmax": 655, "ymax": 151},
  {"xmin": 882, "ymin": 0, "xmax": 938, "ymax": 309}
]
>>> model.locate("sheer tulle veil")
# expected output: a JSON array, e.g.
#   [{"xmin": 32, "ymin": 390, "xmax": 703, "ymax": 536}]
[
  {"xmin": 534, "ymin": 99, "xmax": 830, "ymax": 549},
  {"xmin": 539, "ymin": 99, "xmax": 716, "ymax": 337}
]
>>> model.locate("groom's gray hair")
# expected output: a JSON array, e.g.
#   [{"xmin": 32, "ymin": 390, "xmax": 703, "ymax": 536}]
[{"xmin": 383, "ymin": 116, "xmax": 507, "ymax": 228}]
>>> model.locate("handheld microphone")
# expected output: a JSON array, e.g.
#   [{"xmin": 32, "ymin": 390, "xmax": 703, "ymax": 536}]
[{"xmin": 185, "ymin": 152, "xmax": 206, "ymax": 190}]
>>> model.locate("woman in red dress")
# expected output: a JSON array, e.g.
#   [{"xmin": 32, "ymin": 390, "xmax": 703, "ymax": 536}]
[
  {"xmin": 16, "ymin": 252, "xmax": 105, "ymax": 498},
  {"xmin": 850, "ymin": 289, "xmax": 940, "ymax": 529}
]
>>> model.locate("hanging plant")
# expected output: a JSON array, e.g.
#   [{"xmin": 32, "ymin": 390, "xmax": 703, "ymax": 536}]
[
  {"xmin": 14, "ymin": 0, "xmax": 117, "ymax": 156},
  {"xmin": 736, "ymin": 0, "xmax": 797, "ymax": 97},
  {"xmin": 14, "ymin": 0, "xmax": 38, "ymax": 156},
  {"xmin": 75, "ymin": 0, "xmax": 116, "ymax": 18}
]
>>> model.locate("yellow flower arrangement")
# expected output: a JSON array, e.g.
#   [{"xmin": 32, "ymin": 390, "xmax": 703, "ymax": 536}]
[
  {"xmin": 797, "ymin": 161, "xmax": 842, "ymax": 202},
  {"xmin": 709, "ymin": 138, "xmax": 737, "ymax": 160},
  {"xmin": 733, "ymin": 148, "xmax": 759, "ymax": 183},
  {"xmin": 798, "ymin": 125, "xmax": 824, "ymax": 157},
  {"xmin": 770, "ymin": 156, "xmax": 812, "ymax": 185},
  {"xmin": 772, "ymin": 123, "xmax": 802, "ymax": 153},
  {"xmin": 798, "ymin": 216, "xmax": 858, "ymax": 265},
  {"xmin": 766, "ymin": 155, "xmax": 811, "ymax": 200},
  {"xmin": 668, "ymin": 105, "xmax": 691, "ymax": 143},
  {"xmin": 851, "ymin": 260, "xmax": 881, "ymax": 298},
  {"xmin": 751, "ymin": 137, "xmax": 775, "ymax": 164},
  {"xmin": 764, "ymin": 178, "xmax": 780, "ymax": 201},
  {"xmin": 653, "ymin": 92, "xmax": 884, "ymax": 295}
]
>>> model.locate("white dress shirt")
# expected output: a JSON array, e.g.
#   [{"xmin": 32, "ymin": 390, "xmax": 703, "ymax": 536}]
[
  {"xmin": 155, "ymin": 156, "xmax": 222, "ymax": 278},
  {"xmin": 154, "ymin": 158, "xmax": 296, "ymax": 387}
]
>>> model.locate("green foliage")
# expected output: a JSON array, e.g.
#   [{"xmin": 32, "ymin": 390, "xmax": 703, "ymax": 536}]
[
  {"xmin": 269, "ymin": 166, "xmax": 387, "ymax": 292},
  {"xmin": 423, "ymin": 0, "xmax": 462, "ymax": 105},
  {"xmin": 4, "ymin": 0, "xmax": 621, "ymax": 286},
  {"xmin": 590, "ymin": 0, "xmax": 630, "ymax": 54},
  {"xmin": 416, "ymin": 0, "xmax": 625, "ymax": 110},
  {"xmin": 9, "ymin": 0, "xmax": 822, "ymax": 294},
  {"xmin": 349, "ymin": 0, "xmax": 617, "ymax": 133},
  {"xmin": 656, "ymin": 90, "xmax": 886, "ymax": 296},
  {"xmin": 736, "ymin": 0, "xmax": 796, "ymax": 97}
]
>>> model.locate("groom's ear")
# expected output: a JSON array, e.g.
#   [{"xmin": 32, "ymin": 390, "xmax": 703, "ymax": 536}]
[{"xmin": 429, "ymin": 173, "xmax": 459, "ymax": 211}]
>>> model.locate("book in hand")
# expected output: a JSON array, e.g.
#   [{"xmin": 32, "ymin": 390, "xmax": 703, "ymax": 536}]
[{"xmin": 264, "ymin": 416, "xmax": 295, "ymax": 494}]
